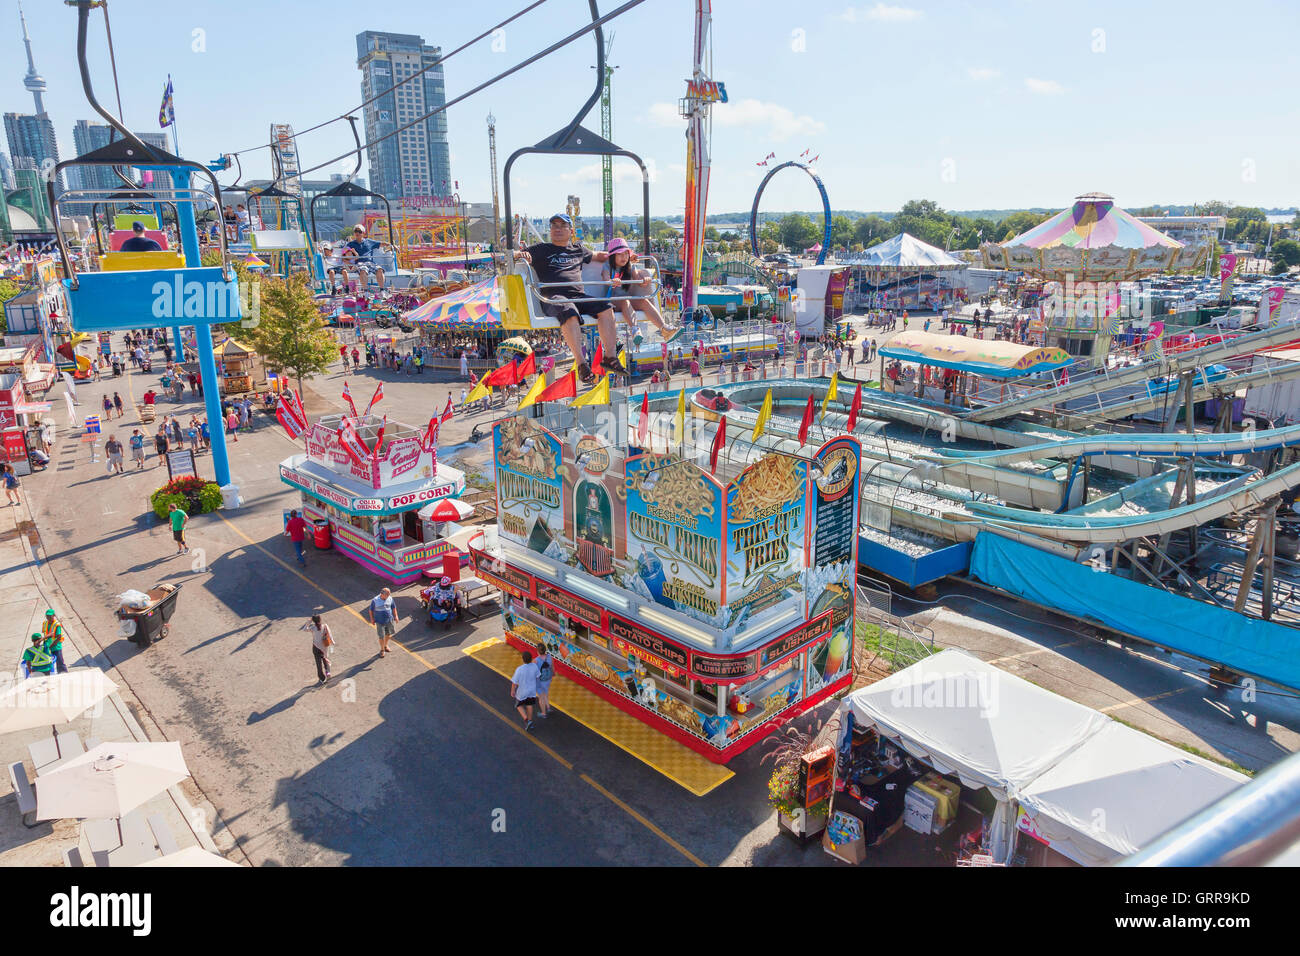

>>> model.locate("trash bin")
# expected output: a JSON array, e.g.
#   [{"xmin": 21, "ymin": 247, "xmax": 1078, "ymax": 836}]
[
  {"xmin": 313, "ymin": 518, "xmax": 332, "ymax": 550},
  {"xmin": 441, "ymin": 552, "xmax": 460, "ymax": 584},
  {"xmin": 220, "ymin": 483, "xmax": 242, "ymax": 509}
]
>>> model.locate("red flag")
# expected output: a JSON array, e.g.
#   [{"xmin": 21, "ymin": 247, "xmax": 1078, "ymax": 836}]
[
  {"xmin": 846, "ymin": 384, "xmax": 863, "ymax": 431},
  {"xmin": 637, "ymin": 391, "xmax": 649, "ymax": 446},
  {"xmin": 517, "ymin": 351, "xmax": 536, "ymax": 377},
  {"xmin": 798, "ymin": 394, "xmax": 814, "ymax": 446},
  {"xmin": 485, "ymin": 359, "xmax": 519, "ymax": 388},
  {"xmin": 341, "ymin": 380, "xmax": 359, "ymax": 419},
  {"xmin": 337, "ymin": 419, "xmax": 371, "ymax": 467},
  {"xmin": 420, "ymin": 416, "xmax": 440, "ymax": 452},
  {"xmin": 536, "ymin": 370, "xmax": 578, "ymax": 403},
  {"xmin": 364, "ymin": 381, "xmax": 384, "ymax": 416},
  {"xmin": 277, "ymin": 397, "xmax": 305, "ymax": 439},
  {"xmin": 440, "ymin": 395, "xmax": 454, "ymax": 424},
  {"xmin": 371, "ymin": 416, "xmax": 387, "ymax": 461},
  {"xmin": 592, "ymin": 341, "xmax": 604, "ymax": 373},
  {"xmin": 709, "ymin": 416, "xmax": 726, "ymax": 474}
]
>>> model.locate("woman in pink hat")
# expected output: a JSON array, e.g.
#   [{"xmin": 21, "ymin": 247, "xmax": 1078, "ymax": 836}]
[{"xmin": 603, "ymin": 237, "xmax": 673, "ymax": 339}]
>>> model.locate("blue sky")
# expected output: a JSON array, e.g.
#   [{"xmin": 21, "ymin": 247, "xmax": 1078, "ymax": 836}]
[{"xmin": 4, "ymin": 0, "xmax": 1297, "ymax": 219}]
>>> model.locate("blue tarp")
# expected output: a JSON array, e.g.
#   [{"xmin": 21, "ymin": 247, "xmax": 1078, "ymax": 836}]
[{"xmin": 969, "ymin": 532, "xmax": 1300, "ymax": 691}]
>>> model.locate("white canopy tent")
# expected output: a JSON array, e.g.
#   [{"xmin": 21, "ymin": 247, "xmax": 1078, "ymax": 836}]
[
  {"xmin": 845, "ymin": 233, "xmax": 966, "ymax": 269},
  {"xmin": 838, "ymin": 649, "xmax": 1246, "ymax": 865},
  {"xmin": 1016, "ymin": 721, "xmax": 1246, "ymax": 866},
  {"xmin": 838, "ymin": 233, "xmax": 968, "ymax": 311}
]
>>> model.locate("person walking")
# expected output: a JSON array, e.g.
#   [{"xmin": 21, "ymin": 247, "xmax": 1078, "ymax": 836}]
[
  {"xmin": 186, "ymin": 419, "xmax": 199, "ymax": 453},
  {"xmin": 2, "ymin": 464, "xmax": 19, "ymax": 506},
  {"xmin": 534, "ymin": 644, "xmax": 555, "ymax": 719},
  {"xmin": 102, "ymin": 394, "xmax": 113, "ymax": 421},
  {"xmin": 104, "ymin": 433, "xmax": 124, "ymax": 474},
  {"xmin": 367, "ymin": 587, "xmax": 398, "ymax": 657},
  {"xmin": 199, "ymin": 418, "xmax": 210, "ymax": 450},
  {"xmin": 154, "ymin": 426, "xmax": 169, "ymax": 464},
  {"xmin": 225, "ymin": 408, "xmax": 239, "ymax": 442},
  {"xmin": 284, "ymin": 509, "xmax": 308, "ymax": 566},
  {"xmin": 510, "ymin": 650, "xmax": 540, "ymax": 731},
  {"xmin": 304, "ymin": 614, "xmax": 334, "ymax": 685},
  {"xmin": 169, "ymin": 417, "xmax": 183, "ymax": 448},
  {"xmin": 168, "ymin": 502, "xmax": 188, "ymax": 555},
  {"xmin": 129, "ymin": 429, "xmax": 146, "ymax": 469}
]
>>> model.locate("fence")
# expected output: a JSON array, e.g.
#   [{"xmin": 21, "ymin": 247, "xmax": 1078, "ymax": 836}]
[{"xmin": 854, "ymin": 582, "xmax": 936, "ymax": 670}]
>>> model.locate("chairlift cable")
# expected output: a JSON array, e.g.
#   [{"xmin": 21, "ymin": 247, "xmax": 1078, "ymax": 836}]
[
  {"xmin": 224, "ymin": 0, "xmax": 551, "ymax": 160},
  {"xmin": 291, "ymin": 0, "xmax": 646, "ymax": 182}
]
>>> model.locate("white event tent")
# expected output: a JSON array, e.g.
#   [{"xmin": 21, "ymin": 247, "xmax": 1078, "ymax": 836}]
[{"xmin": 838, "ymin": 649, "xmax": 1247, "ymax": 865}]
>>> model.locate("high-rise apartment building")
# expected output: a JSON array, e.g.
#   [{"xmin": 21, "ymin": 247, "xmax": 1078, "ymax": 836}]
[
  {"xmin": 4, "ymin": 113, "xmax": 60, "ymax": 193},
  {"xmin": 71, "ymin": 121, "xmax": 119, "ymax": 196},
  {"xmin": 355, "ymin": 31, "xmax": 451, "ymax": 202}
]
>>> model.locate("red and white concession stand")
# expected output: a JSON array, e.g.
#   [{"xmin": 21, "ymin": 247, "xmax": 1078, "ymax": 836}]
[
  {"xmin": 471, "ymin": 408, "xmax": 863, "ymax": 763},
  {"xmin": 279, "ymin": 413, "xmax": 466, "ymax": 584}
]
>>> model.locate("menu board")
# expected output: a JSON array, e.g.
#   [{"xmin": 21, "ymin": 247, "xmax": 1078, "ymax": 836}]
[{"xmin": 811, "ymin": 439, "xmax": 860, "ymax": 582}]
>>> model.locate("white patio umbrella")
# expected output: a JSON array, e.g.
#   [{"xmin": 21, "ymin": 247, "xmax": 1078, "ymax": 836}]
[
  {"xmin": 137, "ymin": 846, "xmax": 240, "ymax": 868},
  {"xmin": 0, "ymin": 669, "xmax": 118, "ymax": 736},
  {"xmin": 35, "ymin": 741, "xmax": 190, "ymax": 822}
]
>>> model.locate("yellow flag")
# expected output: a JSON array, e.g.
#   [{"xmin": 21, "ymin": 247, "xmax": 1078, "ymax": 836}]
[
  {"xmin": 675, "ymin": 388, "xmax": 686, "ymax": 443},
  {"xmin": 572, "ymin": 374, "xmax": 611, "ymax": 407},
  {"xmin": 821, "ymin": 372, "xmax": 839, "ymax": 420},
  {"xmin": 516, "ymin": 374, "xmax": 547, "ymax": 410},
  {"xmin": 752, "ymin": 388, "xmax": 773, "ymax": 441},
  {"xmin": 466, "ymin": 378, "xmax": 492, "ymax": 404}
]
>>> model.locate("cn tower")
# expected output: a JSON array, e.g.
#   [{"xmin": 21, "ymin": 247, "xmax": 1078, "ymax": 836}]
[{"xmin": 19, "ymin": 1, "xmax": 48, "ymax": 115}]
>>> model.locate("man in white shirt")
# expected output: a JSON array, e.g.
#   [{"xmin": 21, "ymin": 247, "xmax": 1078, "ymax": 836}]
[{"xmin": 510, "ymin": 650, "xmax": 540, "ymax": 731}]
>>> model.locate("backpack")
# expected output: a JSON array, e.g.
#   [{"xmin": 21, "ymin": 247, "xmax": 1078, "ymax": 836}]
[{"xmin": 537, "ymin": 655, "xmax": 553, "ymax": 682}]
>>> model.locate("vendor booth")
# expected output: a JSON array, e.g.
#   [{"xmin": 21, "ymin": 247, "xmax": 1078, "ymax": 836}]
[
  {"xmin": 831, "ymin": 650, "xmax": 1247, "ymax": 865},
  {"xmin": 471, "ymin": 406, "xmax": 863, "ymax": 763},
  {"xmin": 215, "ymin": 337, "xmax": 260, "ymax": 394},
  {"xmin": 279, "ymin": 413, "xmax": 467, "ymax": 584}
]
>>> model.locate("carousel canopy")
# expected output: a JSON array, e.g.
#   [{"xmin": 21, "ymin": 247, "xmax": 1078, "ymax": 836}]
[
  {"xmin": 880, "ymin": 330, "xmax": 1071, "ymax": 378},
  {"xmin": 984, "ymin": 192, "xmax": 1197, "ymax": 279},
  {"xmin": 845, "ymin": 232, "xmax": 965, "ymax": 269},
  {"xmin": 405, "ymin": 277, "xmax": 502, "ymax": 330}
]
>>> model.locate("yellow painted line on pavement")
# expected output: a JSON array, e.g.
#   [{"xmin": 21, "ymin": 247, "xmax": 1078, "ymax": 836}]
[
  {"xmin": 1100, "ymin": 686, "xmax": 1192, "ymax": 715},
  {"xmin": 580, "ymin": 773, "xmax": 706, "ymax": 867},
  {"xmin": 215, "ymin": 512, "xmax": 715, "ymax": 864},
  {"xmin": 985, "ymin": 639, "xmax": 1084, "ymax": 667}
]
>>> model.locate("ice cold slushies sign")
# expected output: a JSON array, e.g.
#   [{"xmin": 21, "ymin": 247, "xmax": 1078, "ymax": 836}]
[
  {"xmin": 494, "ymin": 418, "xmax": 564, "ymax": 555},
  {"xmin": 624, "ymin": 454, "xmax": 723, "ymax": 619}
]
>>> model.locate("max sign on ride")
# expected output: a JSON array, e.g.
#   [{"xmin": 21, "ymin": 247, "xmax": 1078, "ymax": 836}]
[
  {"xmin": 151, "ymin": 275, "xmax": 257, "ymax": 323},
  {"xmin": 49, "ymin": 887, "xmax": 151, "ymax": 936}
]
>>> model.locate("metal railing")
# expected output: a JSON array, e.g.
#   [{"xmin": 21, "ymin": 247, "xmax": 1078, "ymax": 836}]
[{"xmin": 513, "ymin": 254, "xmax": 664, "ymax": 309}]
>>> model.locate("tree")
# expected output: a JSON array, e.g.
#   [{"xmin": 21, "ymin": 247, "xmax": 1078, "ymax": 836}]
[
  {"xmin": 831, "ymin": 215, "xmax": 854, "ymax": 249},
  {"xmin": 776, "ymin": 213, "xmax": 820, "ymax": 251},
  {"xmin": 244, "ymin": 273, "xmax": 340, "ymax": 395},
  {"xmin": 1199, "ymin": 200, "xmax": 1232, "ymax": 217},
  {"xmin": 759, "ymin": 220, "xmax": 782, "ymax": 249},
  {"xmin": 704, "ymin": 226, "xmax": 720, "ymax": 241},
  {"xmin": 1270, "ymin": 238, "xmax": 1300, "ymax": 270},
  {"xmin": 853, "ymin": 214, "xmax": 889, "ymax": 248}
]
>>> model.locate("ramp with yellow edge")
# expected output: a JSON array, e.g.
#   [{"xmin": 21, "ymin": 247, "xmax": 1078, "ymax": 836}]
[{"xmin": 464, "ymin": 638, "xmax": 734, "ymax": 797}]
